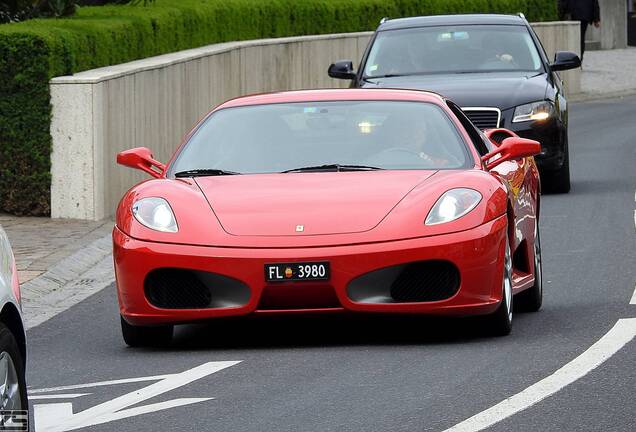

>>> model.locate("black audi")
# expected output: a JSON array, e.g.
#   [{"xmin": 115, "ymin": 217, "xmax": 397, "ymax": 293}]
[{"xmin": 328, "ymin": 14, "xmax": 581, "ymax": 192}]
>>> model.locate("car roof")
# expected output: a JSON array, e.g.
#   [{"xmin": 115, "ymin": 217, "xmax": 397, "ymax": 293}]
[
  {"xmin": 217, "ymin": 88, "xmax": 446, "ymax": 110},
  {"xmin": 378, "ymin": 14, "xmax": 526, "ymax": 31}
]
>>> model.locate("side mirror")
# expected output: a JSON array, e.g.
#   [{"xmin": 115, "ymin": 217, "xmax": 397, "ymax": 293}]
[
  {"xmin": 550, "ymin": 51, "xmax": 581, "ymax": 71},
  {"xmin": 482, "ymin": 136, "xmax": 541, "ymax": 170},
  {"xmin": 117, "ymin": 147, "xmax": 165, "ymax": 179},
  {"xmin": 328, "ymin": 60, "xmax": 356, "ymax": 80}
]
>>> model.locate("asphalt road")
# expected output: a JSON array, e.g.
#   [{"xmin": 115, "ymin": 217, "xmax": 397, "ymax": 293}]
[{"xmin": 26, "ymin": 96, "xmax": 636, "ymax": 432}]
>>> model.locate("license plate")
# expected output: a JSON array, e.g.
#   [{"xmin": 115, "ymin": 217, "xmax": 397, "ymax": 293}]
[{"xmin": 265, "ymin": 262, "xmax": 330, "ymax": 282}]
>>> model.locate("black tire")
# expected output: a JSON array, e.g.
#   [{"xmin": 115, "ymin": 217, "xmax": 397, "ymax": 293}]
[
  {"xmin": 0, "ymin": 322, "xmax": 28, "ymax": 425},
  {"xmin": 121, "ymin": 316, "xmax": 173, "ymax": 347},
  {"xmin": 542, "ymin": 138, "xmax": 570, "ymax": 193},
  {"xmin": 515, "ymin": 223, "xmax": 543, "ymax": 312},
  {"xmin": 485, "ymin": 235, "xmax": 513, "ymax": 336}
]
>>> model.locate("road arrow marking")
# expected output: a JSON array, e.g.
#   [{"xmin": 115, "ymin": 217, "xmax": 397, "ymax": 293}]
[
  {"xmin": 33, "ymin": 360, "xmax": 241, "ymax": 432},
  {"xmin": 30, "ymin": 394, "xmax": 91, "ymax": 400},
  {"xmin": 30, "ymin": 374, "xmax": 173, "ymax": 394},
  {"xmin": 443, "ymin": 318, "xmax": 636, "ymax": 432}
]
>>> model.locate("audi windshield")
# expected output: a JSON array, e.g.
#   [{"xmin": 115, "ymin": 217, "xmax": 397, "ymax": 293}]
[{"xmin": 364, "ymin": 25, "xmax": 543, "ymax": 77}]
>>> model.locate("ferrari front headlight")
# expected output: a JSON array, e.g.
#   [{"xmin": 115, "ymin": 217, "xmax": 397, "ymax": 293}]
[
  {"xmin": 425, "ymin": 188, "xmax": 482, "ymax": 226},
  {"xmin": 132, "ymin": 197, "xmax": 178, "ymax": 233},
  {"xmin": 512, "ymin": 100, "xmax": 553, "ymax": 123}
]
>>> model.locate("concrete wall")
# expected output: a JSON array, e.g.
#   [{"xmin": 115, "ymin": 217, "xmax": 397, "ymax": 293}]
[
  {"xmin": 600, "ymin": 0, "xmax": 629, "ymax": 49},
  {"xmin": 532, "ymin": 21, "xmax": 581, "ymax": 94},
  {"xmin": 579, "ymin": 0, "xmax": 628, "ymax": 50},
  {"xmin": 50, "ymin": 23, "xmax": 581, "ymax": 220}
]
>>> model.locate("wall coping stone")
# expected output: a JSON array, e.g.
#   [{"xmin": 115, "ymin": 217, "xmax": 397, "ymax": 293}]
[{"xmin": 51, "ymin": 32, "xmax": 374, "ymax": 85}]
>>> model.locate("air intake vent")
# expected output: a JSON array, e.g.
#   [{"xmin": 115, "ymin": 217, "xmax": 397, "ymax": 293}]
[
  {"xmin": 346, "ymin": 260, "xmax": 460, "ymax": 304},
  {"xmin": 145, "ymin": 269, "xmax": 211, "ymax": 309},
  {"xmin": 462, "ymin": 108, "xmax": 501, "ymax": 130},
  {"xmin": 145, "ymin": 268, "xmax": 250, "ymax": 309},
  {"xmin": 489, "ymin": 131, "xmax": 512, "ymax": 145},
  {"xmin": 390, "ymin": 261, "xmax": 460, "ymax": 302}
]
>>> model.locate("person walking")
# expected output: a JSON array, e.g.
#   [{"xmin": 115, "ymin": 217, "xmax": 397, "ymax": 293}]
[{"xmin": 558, "ymin": 0, "xmax": 600, "ymax": 62}]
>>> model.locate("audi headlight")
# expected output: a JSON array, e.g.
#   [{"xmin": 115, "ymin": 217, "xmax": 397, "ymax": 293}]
[
  {"xmin": 425, "ymin": 188, "xmax": 482, "ymax": 226},
  {"xmin": 132, "ymin": 197, "xmax": 178, "ymax": 233},
  {"xmin": 512, "ymin": 101, "xmax": 553, "ymax": 123}
]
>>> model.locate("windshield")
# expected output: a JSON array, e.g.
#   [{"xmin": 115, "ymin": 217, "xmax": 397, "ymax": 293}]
[
  {"xmin": 364, "ymin": 25, "xmax": 543, "ymax": 77},
  {"xmin": 169, "ymin": 100, "xmax": 470, "ymax": 175}
]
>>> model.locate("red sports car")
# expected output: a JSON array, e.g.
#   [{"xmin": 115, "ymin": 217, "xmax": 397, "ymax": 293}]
[{"xmin": 114, "ymin": 89, "xmax": 542, "ymax": 346}]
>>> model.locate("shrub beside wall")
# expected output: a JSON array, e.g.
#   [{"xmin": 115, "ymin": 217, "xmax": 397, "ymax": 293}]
[{"xmin": 0, "ymin": 0, "xmax": 558, "ymax": 215}]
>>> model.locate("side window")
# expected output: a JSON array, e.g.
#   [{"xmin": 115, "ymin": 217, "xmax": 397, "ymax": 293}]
[
  {"xmin": 526, "ymin": 25, "xmax": 550, "ymax": 66},
  {"xmin": 446, "ymin": 100, "xmax": 490, "ymax": 156}
]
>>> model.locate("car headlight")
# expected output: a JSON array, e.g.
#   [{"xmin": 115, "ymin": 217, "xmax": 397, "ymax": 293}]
[
  {"xmin": 425, "ymin": 188, "xmax": 482, "ymax": 226},
  {"xmin": 132, "ymin": 197, "xmax": 178, "ymax": 233},
  {"xmin": 512, "ymin": 101, "xmax": 553, "ymax": 123}
]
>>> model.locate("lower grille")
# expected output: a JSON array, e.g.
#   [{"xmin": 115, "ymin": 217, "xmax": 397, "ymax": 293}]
[
  {"xmin": 259, "ymin": 284, "xmax": 340, "ymax": 310},
  {"xmin": 347, "ymin": 260, "xmax": 461, "ymax": 304},
  {"xmin": 389, "ymin": 261, "xmax": 460, "ymax": 302},
  {"xmin": 145, "ymin": 268, "xmax": 250, "ymax": 309},
  {"xmin": 462, "ymin": 108, "xmax": 500, "ymax": 130}
]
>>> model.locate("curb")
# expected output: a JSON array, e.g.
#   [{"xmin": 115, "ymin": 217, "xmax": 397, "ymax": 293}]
[
  {"xmin": 22, "ymin": 234, "xmax": 114, "ymax": 330},
  {"xmin": 570, "ymin": 89, "xmax": 636, "ymax": 103}
]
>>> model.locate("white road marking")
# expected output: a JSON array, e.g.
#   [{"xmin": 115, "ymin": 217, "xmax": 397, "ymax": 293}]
[
  {"xmin": 630, "ymin": 283, "xmax": 636, "ymax": 305},
  {"xmin": 33, "ymin": 361, "xmax": 241, "ymax": 432},
  {"xmin": 29, "ymin": 374, "xmax": 173, "ymax": 394},
  {"xmin": 443, "ymin": 318, "xmax": 636, "ymax": 432},
  {"xmin": 30, "ymin": 394, "xmax": 90, "ymax": 400}
]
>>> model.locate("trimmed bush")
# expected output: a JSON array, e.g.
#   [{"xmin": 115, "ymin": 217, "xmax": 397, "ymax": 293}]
[{"xmin": 0, "ymin": 0, "xmax": 558, "ymax": 215}]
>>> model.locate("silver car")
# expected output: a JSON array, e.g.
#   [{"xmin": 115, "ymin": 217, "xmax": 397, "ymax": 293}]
[{"xmin": 0, "ymin": 225, "xmax": 27, "ymax": 425}]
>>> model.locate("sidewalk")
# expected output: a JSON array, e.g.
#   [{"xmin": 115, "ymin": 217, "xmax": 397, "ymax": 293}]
[
  {"xmin": 0, "ymin": 214, "xmax": 112, "ymax": 284},
  {"xmin": 2, "ymin": 47, "xmax": 636, "ymax": 330},
  {"xmin": 0, "ymin": 214, "xmax": 113, "ymax": 329},
  {"xmin": 576, "ymin": 47, "xmax": 636, "ymax": 100}
]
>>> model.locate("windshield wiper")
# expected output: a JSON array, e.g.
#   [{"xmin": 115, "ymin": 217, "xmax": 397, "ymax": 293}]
[
  {"xmin": 364, "ymin": 71, "xmax": 435, "ymax": 79},
  {"xmin": 364, "ymin": 73, "xmax": 411, "ymax": 79},
  {"xmin": 174, "ymin": 168, "xmax": 240, "ymax": 178},
  {"xmin": 282, "ymin": 164, "xmax": 383, "ymax": 173}
]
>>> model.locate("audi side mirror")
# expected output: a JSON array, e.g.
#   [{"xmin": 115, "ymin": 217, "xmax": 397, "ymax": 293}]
[
  {"xmin": 328, "ymin": 60, "xmax": 356, "ymax": 80},
  {"xmin": 117, "ymin": 147, "xmax": 165, "ymax": 179},
  {"xmin": 550, "ymin": 51, "xmax": 581, "ymax": 71}
]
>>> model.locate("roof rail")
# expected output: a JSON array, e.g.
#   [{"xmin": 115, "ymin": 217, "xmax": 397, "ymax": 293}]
[
  {"xmin": 517, "ymin": 12, "xmax": 526, "ymax": 20},
  {"xmin": 380, "ymin": 17, "xmax": 389, "ymax": 24}
]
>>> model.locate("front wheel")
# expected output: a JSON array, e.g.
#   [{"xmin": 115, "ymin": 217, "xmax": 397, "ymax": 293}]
[
  {"xmin": 485, "ymin": 235, "xmax": 513, "ymax": 336},
  {"xmin": 542, "ymin": 138, "xmax": 571, "ymax": 193},
  {"xmin": 121, "ymin": 316, "xmax": 173, "ymax": 347},
  {"xmin": 0, "ymin": 323, "xmax": 28, "ymax": 425},
  {"xmin": 543, "ymin": 160, "xmax": 570, "ymax": 193}
]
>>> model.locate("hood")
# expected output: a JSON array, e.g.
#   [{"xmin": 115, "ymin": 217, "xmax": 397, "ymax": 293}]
[
  {"xmin": 362, "ymin": 71, "xmax": 548, "ymax": 110},
  {"xmin": 195, "ymin": 171, "xmax": 436, "ymax": 236}
]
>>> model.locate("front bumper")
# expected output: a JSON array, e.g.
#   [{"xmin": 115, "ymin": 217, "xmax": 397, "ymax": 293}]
[{"xmin": 114, "ymin": 216, "xmax": 507, "ymax": 326}]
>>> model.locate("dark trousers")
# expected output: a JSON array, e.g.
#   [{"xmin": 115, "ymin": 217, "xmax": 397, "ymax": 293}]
[{"xmin": 580, "ymin": 21, "xmax": 588, "ymax": 61}]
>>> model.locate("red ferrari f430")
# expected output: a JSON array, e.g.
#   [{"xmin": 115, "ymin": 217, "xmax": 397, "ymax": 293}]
[{"xmin": 114, "ymin": 89, "xmax": 542, "ymax": 346}]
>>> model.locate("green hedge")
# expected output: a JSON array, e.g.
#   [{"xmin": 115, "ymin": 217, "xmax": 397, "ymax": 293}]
[{"xmin": 0, "ymin": 0, "xmax": 557, "ymax": 215}]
